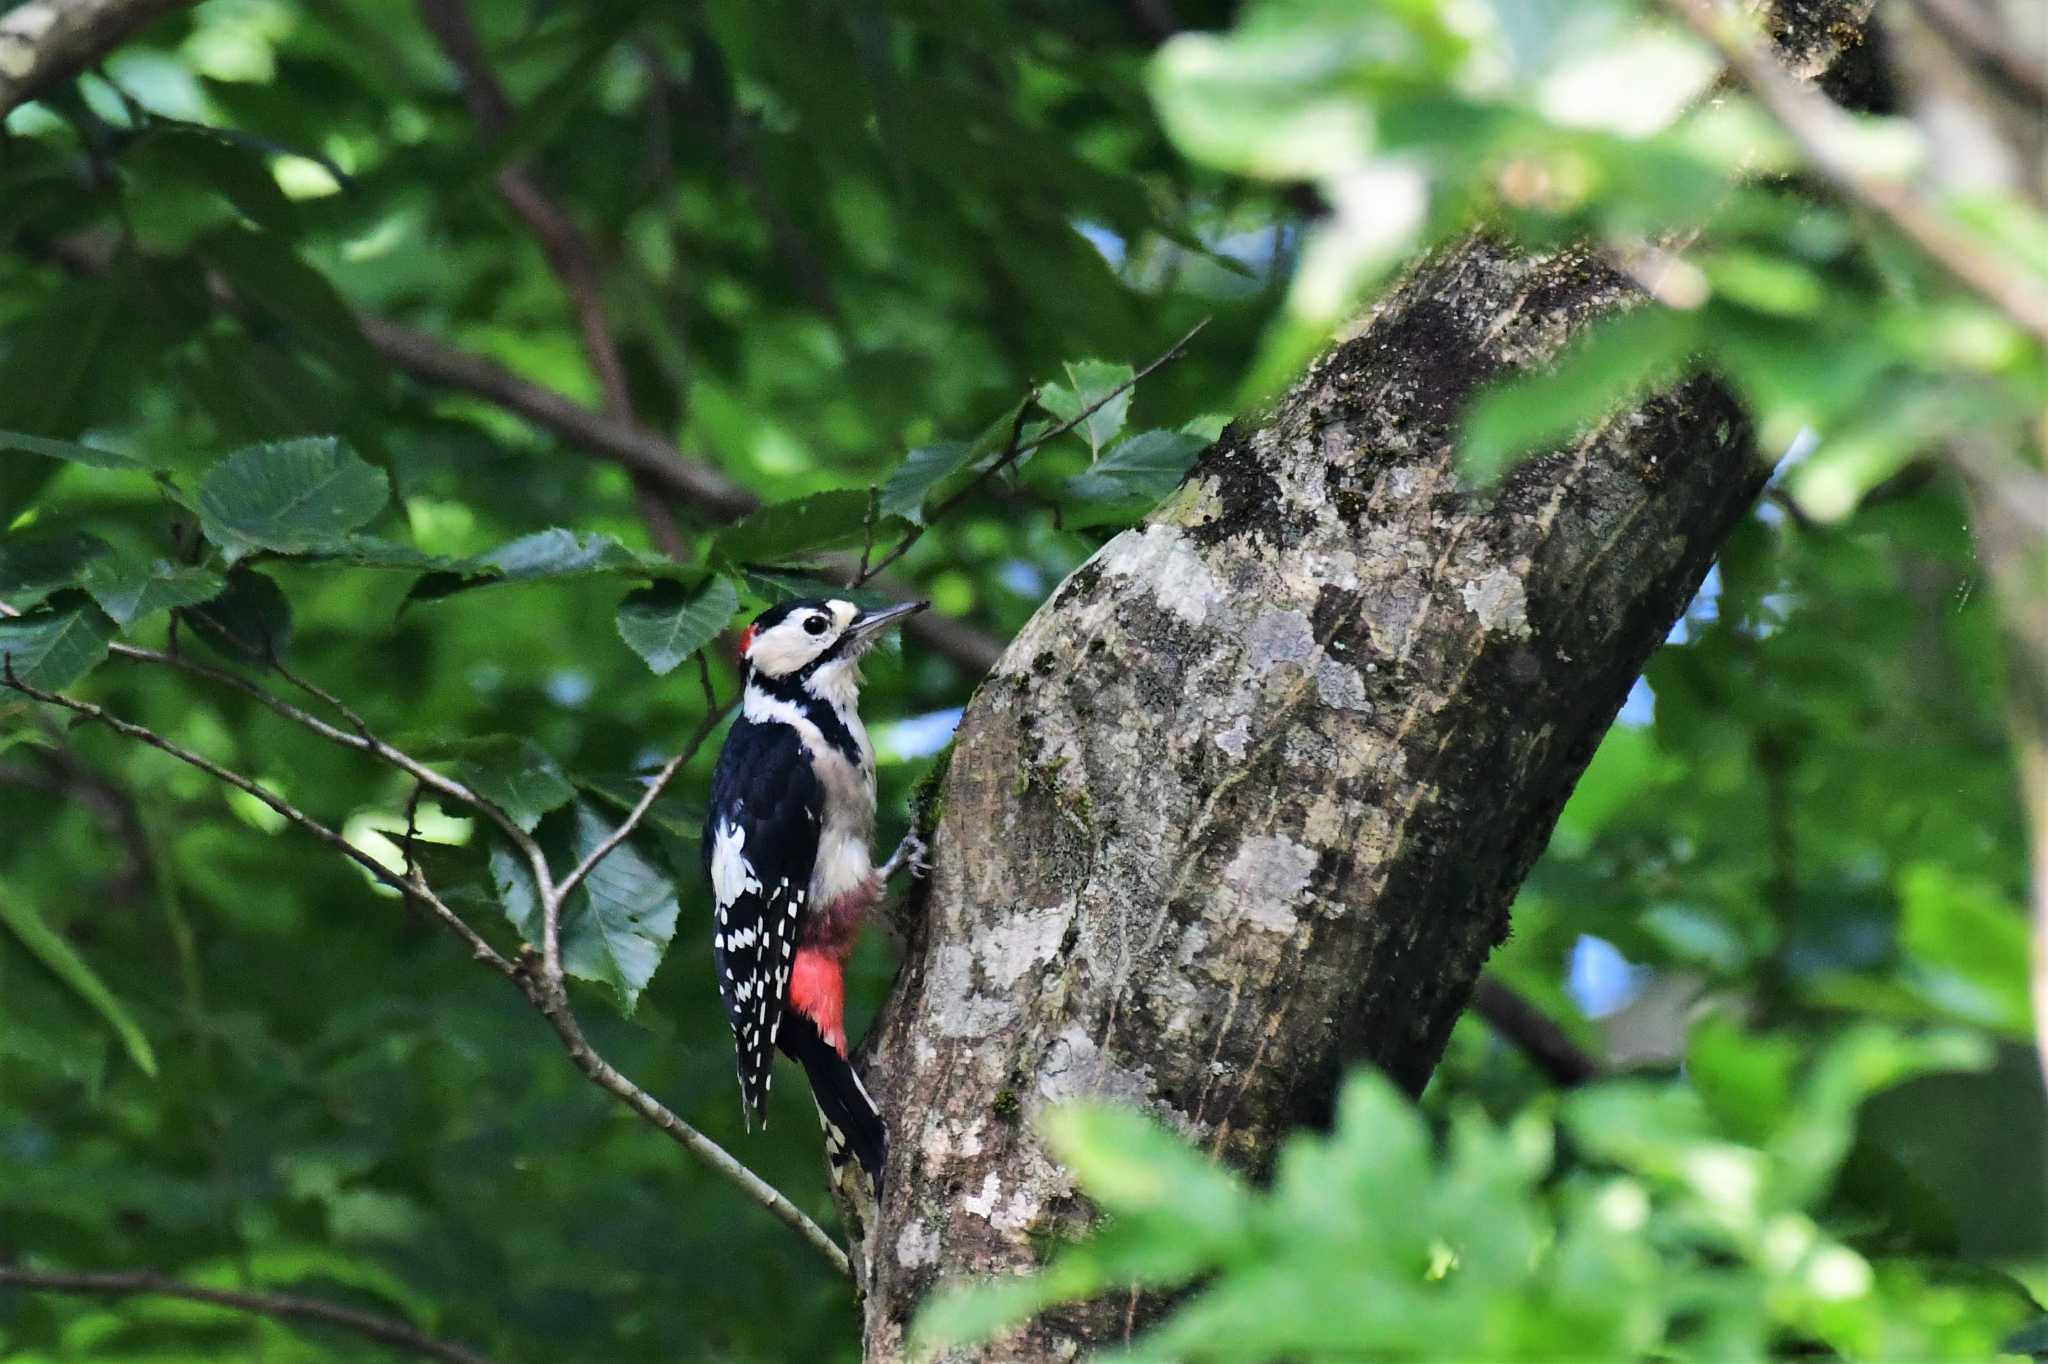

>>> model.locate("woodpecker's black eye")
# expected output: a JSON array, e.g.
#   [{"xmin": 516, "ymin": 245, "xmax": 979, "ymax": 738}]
[{"xmin": 803, "ymin": 615, "xmax": 828, "ymax": 636}]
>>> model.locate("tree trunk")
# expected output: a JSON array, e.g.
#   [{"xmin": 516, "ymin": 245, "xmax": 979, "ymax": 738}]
[{"xmin": 855, "ymin": 11, "xmax": 1873, "ymax": 1359}]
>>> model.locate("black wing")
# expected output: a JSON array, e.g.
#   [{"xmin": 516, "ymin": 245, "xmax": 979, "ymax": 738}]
[{"xmin": 702, "ymin": 718, "xmax": 821, "ymax": 1126}]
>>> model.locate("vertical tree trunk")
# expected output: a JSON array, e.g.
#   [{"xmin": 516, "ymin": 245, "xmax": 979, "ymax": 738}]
[{"xmin": 856, "ymin": 11, "xmax": 1875, "ymax": 1360}]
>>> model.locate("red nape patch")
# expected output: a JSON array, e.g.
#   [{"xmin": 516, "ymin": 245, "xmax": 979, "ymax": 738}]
[
  {"xmin": 790, "ymin": 949, "xmax": 847, "ymax": 1057},
  {"xmin": 738, "ymin": 623, "xmax": 757, "ymax": 658}
]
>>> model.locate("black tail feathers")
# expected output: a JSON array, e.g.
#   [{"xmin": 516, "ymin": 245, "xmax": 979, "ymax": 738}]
[{"xmin": 780, "ymin": 1012, "xmax": 887, "ymax": 1193}]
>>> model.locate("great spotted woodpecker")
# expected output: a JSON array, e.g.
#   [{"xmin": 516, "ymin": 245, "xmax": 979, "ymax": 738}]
[{"xmin": 701, "ymin": 596, "xmax": 926, "ymax": 1192}]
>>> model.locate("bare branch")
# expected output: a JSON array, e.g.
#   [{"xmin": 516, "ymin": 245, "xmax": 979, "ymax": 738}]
[
  {"xmin": 1909, "ymin": 0, "xmax": 2048, "ymax": 111},
  {"xmin": 0, "ymin": 659, "xmax": 516, "ymax": 976},
  {"xmin": 9, "ymin": 656, "xmax": 851, "ymax": 1275},
  {"xmin": 105, "ymin": 641, "xmax": 558, "ymax": 911},
  {"xmin": 1666, "ymin": 0, "xmax": 2048, "ymax": 345},
  {"xmin": 515, "ymin": 983, "xmax": 853, "ymax": 1278},
  {"xmin": 854, "ymin": 318, "xmax": 1209, "ymax": 587},
  {"xmin": 0, "ymin": 0, "xmax": 200, "ymax": 118},
  {"xmin": 0, "ymin": 1266, "xmax": 497, "ymax": 1364}
]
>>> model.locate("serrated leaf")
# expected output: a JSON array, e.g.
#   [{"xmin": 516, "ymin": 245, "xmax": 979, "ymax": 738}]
[
  {"xmin": 195, "ymin": 437, "xmax": 389, "ymax": 562},
  {"xmin": 0, "ymin": 883, "xmax": 157, "ymax": 1077},
  {"xmin": 0, "ymin": 595, "xmax": 117, "ymax": 689},
  {"xmin": 80, "ymin": 556, "xmax": 225, "ymax": 628},
  {"xmin": 1041, "ymin": 359, "xmax": 1135, "ymax": 454},
  {"xmin": 0, "ymin": 533, "xmax": 111, "ymax": 608},
  {"xmin": 713, "ymin": 489, "xmax": 886, "ymax": 565},
  {"xmin": 878, "ymin": 394, "xmax": 1039, "ymax": 524},
  {"xmin": 878, "ymin": 440, "xmax": 970, "ymax": 523},
  {"xmin": 561, "ymin": 802, "xmax": 680, "ymax": 1014},
  {"xmin": 616, "ymin": 576, "xmax": 739, "ymax": 676},
  {"xmin": 1067, "ymin": 429, "xmax": 1208, "ymax": 504},
  {"xmin": 407, "ymin": 529, "xmax": 648, "ymax": 601},
  {"xmin": 1460, "ymin": 307, "xmax": 1703, "ymax": 484},
  {"xmin": 453, "ymin": 738, "xmax": 577, "ymax": 833},
  {"xmin": 0, "ymin": 428, "xmax": 149, "ymax": 470}
]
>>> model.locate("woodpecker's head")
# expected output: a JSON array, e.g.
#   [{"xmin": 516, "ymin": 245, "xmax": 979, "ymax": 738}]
[{"xmin": 739, "ymin": 598, "xmax": 926, "ymax": 688}]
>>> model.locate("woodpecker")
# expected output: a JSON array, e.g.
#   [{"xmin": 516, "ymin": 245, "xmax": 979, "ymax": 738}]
[{"xmin": 701, "ymin": 596, "xmax": 926, "ymax": 1192}]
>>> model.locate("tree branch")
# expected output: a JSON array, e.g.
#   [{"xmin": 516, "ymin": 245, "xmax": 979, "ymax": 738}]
[
  {"xmin": 1, "ymin": 656, "xmax": 516, "ymax": 975},
  {"xmin": 2, "ymin": 655, "xmax": 851, "ymax": 1276},
  {"xmin": 410, "ymin": 0, "xmax": 687, "ymax": 561},
  {"xmin": 1468, "ymin": 975, "xmax": 1605, "ymax": 1088},
  {"xmin": 0, "ymin": 1266, "xmax": 497, "ymax": 1364},
  {"xmin": 1667, "ymin": 0, "xmax": 2048, "ymax": 346},
  {"xmin": 1908, "ymin": 0, "xmax": 2048, "ymax": 111},
  {"xmin": 553, "ymin": 670, "xmax": 732, "ymax": 913},
  {"xmin": 0, "ymin": 0, "xmax": 199, "ymax": 118},
  {"xmin": 853, "ymin": 317, "xmax": 1209, "ymax": 588}
]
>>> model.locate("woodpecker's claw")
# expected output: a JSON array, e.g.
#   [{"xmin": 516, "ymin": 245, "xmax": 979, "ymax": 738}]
[{"xmin": 880, "ymin": 832, "xmax": 929, "ymax": 882}]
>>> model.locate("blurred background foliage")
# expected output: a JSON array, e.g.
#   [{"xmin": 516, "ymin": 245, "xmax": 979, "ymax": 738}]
[{"xmin": 0, "ymin": 0, "xmax": 2043, "ymax": 1360}]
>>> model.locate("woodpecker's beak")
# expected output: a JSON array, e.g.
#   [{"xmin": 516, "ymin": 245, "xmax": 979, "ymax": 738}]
[{"xmin": 847, "ymin": 600, "xmax": 928, "ymax": 639}]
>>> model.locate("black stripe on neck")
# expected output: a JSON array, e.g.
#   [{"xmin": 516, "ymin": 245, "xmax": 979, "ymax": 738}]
[{"xmin": 746, "ymin": 669, "xmax": 863, "ymax": 769}]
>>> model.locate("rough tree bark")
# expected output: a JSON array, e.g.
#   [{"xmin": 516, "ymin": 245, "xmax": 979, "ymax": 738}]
[
  {"xmin": 854, "ymin": 7, "xmax": 1875, "ymax": 1359},
  {"xmin": 0, "ymin": 0, "xmax": 200, "ymax": 118}
]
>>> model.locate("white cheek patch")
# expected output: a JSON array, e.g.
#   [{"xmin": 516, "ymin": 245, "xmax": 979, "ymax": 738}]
[{"xmin": 825, "ymin": 600, "xmax": 858, "ymax": 631}]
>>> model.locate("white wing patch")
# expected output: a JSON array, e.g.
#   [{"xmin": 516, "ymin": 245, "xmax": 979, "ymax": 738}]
[{"xmin": 710, "ymin": 819, "xmax": 762, "ymax": 909}]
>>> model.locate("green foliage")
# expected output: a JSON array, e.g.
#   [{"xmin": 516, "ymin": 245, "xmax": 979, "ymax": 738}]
[
  {"xmin": 0, "ymin": 0, "xmax": 2040, "ymax": 1359},
  {"xmin": 0, "ymin": 881, "xmax": 157, "ymax": 1077},
  {"xmin": 920, "ymin": 1033, "xmax": 2032, "ymax": 1362}
]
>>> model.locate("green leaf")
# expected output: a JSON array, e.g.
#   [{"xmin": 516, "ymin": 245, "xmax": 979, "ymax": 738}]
[
  {"xmin": 1042, "ymin": 1103, "xmax": 1249, "ymax": 1229},
  {"xmin": 616, "ymin": 575, "xmax": 740, "ymax": 676},
  {"xmin": 878, "ymin": 440, "xmax": 971, "ymax": 523},
  {"xmin": 1460, "ymin": 307, "xmax": 1704, "ymax": 483},
  {"xmin": 0, "ymin": 428, "xmax": 149, "ymax": 470},
  {"xmin": 1067, "ymin": 429, "xmax": 1208, "ymax": 504},
  {"xmin": 560, "ymin": 802, "xmax": 681, "ymax": 1014},
  {"xmin": 0, "ymin": 595, "xmax": 118, "ymax": 689},
  {"xmin": 195, "ymin": 437, "xmax": 390, "ymax": 562},
  {"xmin": 80, "ymin": 556, "xmax": 225, "ymax": 628},
  {"xmin": 712, "ymin": 489, "xmax": 884, "ymax": 565},
  {"xmin": 451, "ymin": 739, "xmax": 578, "ymax": 834},
  {"xmin": 1896, "ymin": 865, "xmax": 2032, "ymax": 1036},
  {"xmin": 126, "ymin": 125, "xmax": 298, "ymax": 234},
  {"xmin": 488, "ymin": 839, "xmax": 542, "ymax": 944},
  {"xmin": 1041, "ymin": 359, "xmax": 1135, "ymax": 455},
  {"xmin": 0, "ymin": 533, "xmax": 112, "ymax": 609},
  {"xmin": 0, "ymin": 883, "xmax": 157, "ymax": 1076},
  {"xmin": 408, "ymin": 529, "xmax": 649, "ymax": 600}
]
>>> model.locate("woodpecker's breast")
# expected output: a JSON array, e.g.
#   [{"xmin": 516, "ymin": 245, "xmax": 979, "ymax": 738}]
[{"xmin": 741, "ymin": 682, "xmax": 876, "ymax": 908}]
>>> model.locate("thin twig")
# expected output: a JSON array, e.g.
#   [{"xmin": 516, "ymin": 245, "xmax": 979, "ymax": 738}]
[
  {"xmin": 106, "ymin": 641, "xmax": 557, "ymax": 909},
  {"xmin": 553, "ymin": 672, "xmax": 733, "ymax": 934},
  {"xmin": 0, "ymin": 659, "xmax": 516, "ymax": 976},
  {"xmin": 1666, "ymin": 0, "xmax": 2048, "ymax": 346},
  {"xmin": 0, "ymin": 1266, "xmax": 497, "ymax": 1364},
  {"xmin": 854, "ymin": 318, "xmax": 1209, "ymax": 587},
  {"xmin": 4, "ymin": 655, "xmax": 851, "ymax": 1276},
  {"xmin": 516, "ymin": 983, "xmax": 852, "ymax": 1276}
]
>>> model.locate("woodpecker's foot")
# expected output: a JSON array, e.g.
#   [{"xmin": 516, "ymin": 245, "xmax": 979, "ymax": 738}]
[{"xmin": 879, "ymin": 832, "xmax": 929, "ymax": 882}]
